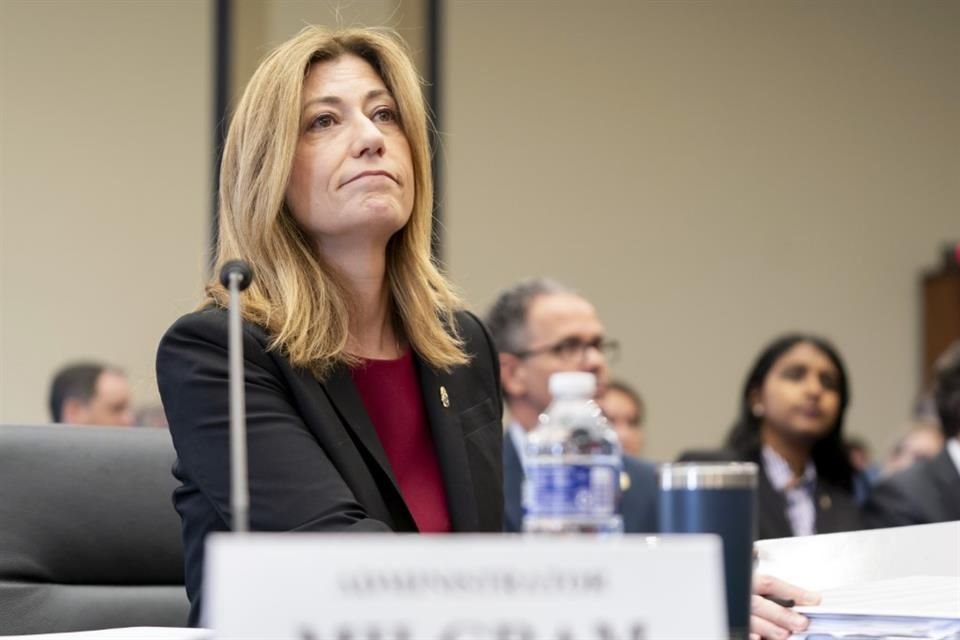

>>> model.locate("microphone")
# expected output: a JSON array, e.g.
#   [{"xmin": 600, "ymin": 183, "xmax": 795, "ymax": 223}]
[
  {"xmin": 220, "ymin": 260, "xmax": 253, "ymax": 533},
  {"xmin": 219, "ymin": 260, "xmax": 253, "ymax": 291}
]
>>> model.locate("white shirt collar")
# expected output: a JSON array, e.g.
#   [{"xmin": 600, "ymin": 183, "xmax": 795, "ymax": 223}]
[
  {"xmin": 761, "ymin": 445, "xmax": 817, "ymax": 492},
  {"xmin": 508, "ymin": 422, "xmax": 529, "ymax": 471}
]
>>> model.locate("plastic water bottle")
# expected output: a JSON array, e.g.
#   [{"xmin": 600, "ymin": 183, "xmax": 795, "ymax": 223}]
[{"xmin": 522, "ymin": 371, "xmax": 624, "ymax": 534}]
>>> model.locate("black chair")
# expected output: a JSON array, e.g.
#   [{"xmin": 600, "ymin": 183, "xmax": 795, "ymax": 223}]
[{"xmin": 0, "ymin": 423, "xmax": 188, "ymax": 633}]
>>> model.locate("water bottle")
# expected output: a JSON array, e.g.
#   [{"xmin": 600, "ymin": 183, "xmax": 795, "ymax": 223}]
[{"xmin": 522, "ymin": 371, "xmax": 624, "ymax": 534}]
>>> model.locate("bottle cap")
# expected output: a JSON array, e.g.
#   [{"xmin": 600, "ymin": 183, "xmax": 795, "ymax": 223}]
[{"xmin": 548, "ymin": 371, "xmax": 596, "ymax": 398}]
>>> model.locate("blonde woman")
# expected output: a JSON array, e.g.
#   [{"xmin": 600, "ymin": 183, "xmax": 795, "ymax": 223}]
[{"xmin": 156, "ymin": 26, "xmax": 502, "ymax": 624}]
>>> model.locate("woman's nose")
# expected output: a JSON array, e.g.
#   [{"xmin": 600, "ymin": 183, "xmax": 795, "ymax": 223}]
[{"xmin": 352, "ymin": 116, "xmax": 386, "ymax": 158}]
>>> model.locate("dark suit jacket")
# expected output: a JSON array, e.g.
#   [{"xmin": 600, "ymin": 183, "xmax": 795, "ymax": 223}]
[
  {"xmin": 863, "ymin": 447, "xmax": 960, "ymax": 528},
  {"xmin": 502, "ymin": 431, "xmax": 659, "ymax": 533},
  {"xmin": 157, "ymin": 307, "xmax": 503, "ymax": 625},
  {"xmin": 677, "ymin": 448, "xmax": 863, "ymax": 540},
  {"xmin": 754, "ymin": 461, "xmax": 862, "ymax": 540}
]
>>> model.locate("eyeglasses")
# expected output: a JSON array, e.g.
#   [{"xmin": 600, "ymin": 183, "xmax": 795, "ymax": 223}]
[{"xmin": 514, "ymin": 336, "xmax": 620, "ymax": 364}]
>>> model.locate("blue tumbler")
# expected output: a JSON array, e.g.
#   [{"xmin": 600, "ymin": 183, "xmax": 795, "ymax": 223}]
[{"xmin": 659, "ymin": 463, "xmax": 757, "ymax": 640}]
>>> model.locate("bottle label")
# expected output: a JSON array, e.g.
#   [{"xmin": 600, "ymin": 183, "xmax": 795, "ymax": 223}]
[{"xmin": 523, "ymin": 457, "xmax": 620, "ymax": 518}]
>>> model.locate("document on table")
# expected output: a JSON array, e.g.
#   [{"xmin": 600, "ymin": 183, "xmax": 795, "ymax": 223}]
[{"xmin": 793, "ymin": 575, "xmax": 960, "ymax": 640}]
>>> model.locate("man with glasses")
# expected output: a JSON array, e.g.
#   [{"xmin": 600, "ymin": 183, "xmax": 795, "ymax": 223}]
[{"xmin": 485, "ymin": 278, "xmax": 658, "ymax": 533}]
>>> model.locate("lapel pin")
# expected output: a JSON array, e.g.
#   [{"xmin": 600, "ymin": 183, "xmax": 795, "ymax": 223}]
[
  {"xmin": 620, "ymin": 471, "xmax": 631, "ymax": 492},
  {"xmin": 819, "ymin": 494, "xmax": 832, "ymax": 510},
  {"xmin": 440, "ymin": 386, "xmax": 450, "ymax": 408}
]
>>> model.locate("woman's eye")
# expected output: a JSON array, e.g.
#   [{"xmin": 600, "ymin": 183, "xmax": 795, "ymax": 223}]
[
  {"xmin": 309, "ymin": 114, "xmax": 335, "ymax": 130},
  {"xmin": 372, "ymin": 107, "xmax": 397, "ymax": 123},
  {"xmin": 782, "ymin": 365, "xmax": 806, "ymax": 380},
  {"xmin": 820, "ymin": 374, "xmax": 839, "ymax": 391}
]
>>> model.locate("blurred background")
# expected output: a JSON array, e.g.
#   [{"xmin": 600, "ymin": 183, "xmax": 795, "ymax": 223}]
[{"xmin": 1, "ymin": 0, "xmax": 957, "ymax": 462}]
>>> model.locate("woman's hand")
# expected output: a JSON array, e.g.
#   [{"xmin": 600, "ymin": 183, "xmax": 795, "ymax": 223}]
[{"xmin": 750, "ymin": 574, "xmax": 821, "ymax": 640}]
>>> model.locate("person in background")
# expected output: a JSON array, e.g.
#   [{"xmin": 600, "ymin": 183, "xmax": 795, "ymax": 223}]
[
  {"xmin": 865, "ymin": 342, "xmax": 960, "ymax": 527},
  {"xmin": 156, "ymin": 26, "xmax": 502, "ymax": 625},
  {"xmin": 599, "ymin": 379, "xmax": 647, "ymax": 457},
  {"xmin": 48, "ymin": 362, "xmax": 134, "ymax": 427},
  {"xmin": 722, "ymin": 334, "xmax": 862, "ymax": 539},
  {"xmin": 844, "ymin": 435, "xmax": 881, "ymax": 504},
  {"xmin": 881, "ymin": 421, "xmax": 944, "ymax": 477},
  {"xmin": 485, "ymin": 277, "xmax": 660, "ymax": 534},
  {"xmin": 486, "ymin": 284, "xmax": 821, "ymax": 639}
]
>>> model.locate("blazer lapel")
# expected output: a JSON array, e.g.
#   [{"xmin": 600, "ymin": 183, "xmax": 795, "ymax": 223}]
[
  {"xmin": 320, "ymin": 364, "xmax": 406, "ymax": 505},
  {"xmin": 813, "ymin": 484, "xmax": 845, "ymax": 533},
  {"xmin": 756, "ymin": 465, "xmax": 793, "ymax": 539},
  {"xmin": 414, "ymin": 354, "xmax": 480, "ymax": 531}
]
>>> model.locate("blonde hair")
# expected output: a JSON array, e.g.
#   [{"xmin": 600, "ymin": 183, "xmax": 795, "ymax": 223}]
[{"xmin": 206, "ymin": 25, "xmax": 467, "ymax": 378}]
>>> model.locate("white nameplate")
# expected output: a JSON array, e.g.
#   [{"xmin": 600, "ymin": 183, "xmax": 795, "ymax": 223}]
[{"xmin": 206, "ymin": 533, "xmax": 726, "ymax": 640}]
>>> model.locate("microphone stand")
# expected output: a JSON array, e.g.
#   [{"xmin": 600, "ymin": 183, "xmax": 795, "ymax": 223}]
[{"xmin": 220, "ymin": 260, "xmax": 253, "ymax": 534}]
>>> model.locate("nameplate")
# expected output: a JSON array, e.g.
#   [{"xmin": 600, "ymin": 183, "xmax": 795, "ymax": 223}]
[{"xmin": 205, "ymin": 533, "xmax": 726, "ymax": 640}]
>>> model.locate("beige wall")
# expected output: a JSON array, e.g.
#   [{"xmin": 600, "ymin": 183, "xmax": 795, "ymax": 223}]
[
  {"xmin": 232, "ymin": 1, "xmax": 426, "ymax": 108},
  {"xmin": 1, "ymin": 0, "xmax": 956, "ymax": 465},
  {"xmin": 0, "ymin": 0, "xmax": 426, "ymax": 424},
  {"xmin": 443, "ymin": 1, "xmax": 960, "ymax": 460},
  {"xmin": 0, "ymin": 0, "xmax": 211, "ymax": 422}
]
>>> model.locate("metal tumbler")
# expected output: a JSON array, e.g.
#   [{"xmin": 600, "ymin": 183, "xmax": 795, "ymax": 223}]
[{"xmin": 659, "ymin": 462, "xmax": 758, "ymax": 640}]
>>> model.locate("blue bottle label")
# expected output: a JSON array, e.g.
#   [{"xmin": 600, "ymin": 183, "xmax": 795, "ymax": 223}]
[{"xmin": 523, "ymin": 459, "xmax": 619, "ymax": 517}]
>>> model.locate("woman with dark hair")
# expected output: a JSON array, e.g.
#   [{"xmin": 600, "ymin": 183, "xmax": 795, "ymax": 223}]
[{"xmin": 725, "ymin": 334, "xmax": 863, "ymax": 539}]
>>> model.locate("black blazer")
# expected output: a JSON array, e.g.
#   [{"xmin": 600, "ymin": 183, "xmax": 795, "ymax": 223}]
[
  {"xmin": 863, "ymin": 447, "xmax": 960, "ymax": 528},
  {"xmin": 156, "ymin": 307, "xmax": 503, "ymax": 625},
  {"xmin": 502, "ymin": 432, "xmax": 659, "ymax": 533},
  {"xmin": 676, "ymin": 448, "xmax": 863, "ymax": 540},
  {"xmin": 754, "ymin": 460, "xmax": 863, "ymax": 540}
]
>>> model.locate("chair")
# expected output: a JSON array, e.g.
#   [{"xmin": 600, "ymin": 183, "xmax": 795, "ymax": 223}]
[{"xmin": 0, "ymin": 423, "xmax": 189, "ymax": 633}]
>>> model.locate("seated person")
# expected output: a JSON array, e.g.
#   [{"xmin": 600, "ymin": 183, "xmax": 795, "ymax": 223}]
[
  {"xmin": 599, "ymin": 379, "xmax": 647, "ymax": 457},
  {"xmin": 48, "ymin": 361, "xmax": 134, "ymax": 427},
  {"xmin": 844, "ymin": 435, "xmax": 880, "ymax": 504},
  {"xmin": 157, "ymin": 26, "xmax": 503, "ymax": 625},
  {"xmin": 485, "ymin": 278, "xmax": 658, "ymax": 533},
  {"xmin": 881, "ymin": 420, "xmax": 944, "ymax": 477},
  {"xmin": 865, "ymin": 342, "xmax": 960, "ymax": 527},
  {"xmin": 683, "ymin": 334, "xmax": 862, "ymax": 539}
]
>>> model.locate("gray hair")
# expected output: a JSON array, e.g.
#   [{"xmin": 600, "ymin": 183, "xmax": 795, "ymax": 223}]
[{"xmin": 484, "ymin": 277, "xmax": 575, "ymax": 355}]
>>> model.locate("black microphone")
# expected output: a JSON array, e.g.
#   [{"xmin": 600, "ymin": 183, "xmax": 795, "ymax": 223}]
[
  {"xmin": 219, "ymin": 260, "xmax": 253, "ymax": 291},
  {"xmin": 221, "ymin": 259, "xmax": 253, "ymax": 533}
]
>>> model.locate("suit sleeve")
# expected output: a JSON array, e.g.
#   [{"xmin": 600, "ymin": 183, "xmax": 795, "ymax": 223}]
[
  {"xmin": 157, "ymin": 311, "xmax": 391, "ymax": 533},
  {"xmin": 862, "ymin": 476, "xmax": 919, "ymax": 528}
]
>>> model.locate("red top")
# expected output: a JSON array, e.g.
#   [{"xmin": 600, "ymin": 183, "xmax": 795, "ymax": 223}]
[{"xmin": 350, "ymin": 350, "xmax": 451, "ymax": 533}]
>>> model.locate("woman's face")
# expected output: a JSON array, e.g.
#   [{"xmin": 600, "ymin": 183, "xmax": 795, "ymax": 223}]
[
  {"xmin": 754, "ymin": 342, "xmax": 842, "ymax": 442},
  {"xmin": 285, "ymin": 54, "xmax": 414, "ymax": 254}
]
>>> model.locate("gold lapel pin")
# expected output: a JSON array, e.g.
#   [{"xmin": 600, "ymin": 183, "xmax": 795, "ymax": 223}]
[
  {"xmin": 620, "ymin": 471, "xmax": 631, "ymax": 492},
  {"xmin": 440, "ymin": 386, "xmax": 450, "ymax": 408},
  {"xmin": 819, "ymin": 494, "xmax": 832, "ymax": 511}
]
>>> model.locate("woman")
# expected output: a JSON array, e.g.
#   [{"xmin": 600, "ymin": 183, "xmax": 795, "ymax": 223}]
[
  {"xmin": 726, "ymin": 334, "xmax": 863, "ymax": 539},
  {"xmin": 156, "ymin": 26, "xmax": 503, "ymax": 624}
]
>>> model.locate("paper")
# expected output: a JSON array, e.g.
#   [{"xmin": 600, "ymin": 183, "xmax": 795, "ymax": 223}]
[
  {"xmin": 756, "ymin": 521, "xmax": 960, "ymax": 590},
  {"xmin": 799, "ymin": 614, "xmax": 960, "ymax": 640},
  {"xmin": 796, "ymin": 575, "xmax": 960, "ymax": 618},
  {"xmin": 791, "ymin": 575, "xmax": 960, "ymax": 640}
]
